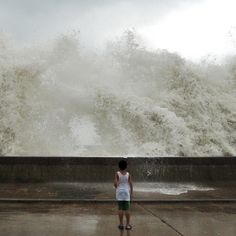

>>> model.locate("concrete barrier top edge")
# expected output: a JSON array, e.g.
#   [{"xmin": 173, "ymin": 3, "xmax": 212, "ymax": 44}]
[{"xmin": 0, "ymin": 156, "xmax": 235, "ymax": 165}]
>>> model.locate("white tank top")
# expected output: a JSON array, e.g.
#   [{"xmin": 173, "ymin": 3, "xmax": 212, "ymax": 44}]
[{"xmin": 116, "ymin": 171, "xmax": 130, "ymax": 201}]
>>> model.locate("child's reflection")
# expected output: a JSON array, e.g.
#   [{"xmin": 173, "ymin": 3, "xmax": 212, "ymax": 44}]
[{"xmin": 119, "ymin": 229, "xmax": 131, "ymax": 236}]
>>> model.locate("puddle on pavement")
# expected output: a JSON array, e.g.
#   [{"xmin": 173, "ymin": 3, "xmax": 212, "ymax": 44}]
[{"xmin": 134, "ymin": 183, "xmax": 214, "ymax": 195}]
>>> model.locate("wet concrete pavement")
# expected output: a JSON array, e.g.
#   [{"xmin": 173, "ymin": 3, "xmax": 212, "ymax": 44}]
[
  {"xmin": 0, "ymin": 182, "xmax": 236, "ymax": 201},
  {"xmin": 0, "ymin": 202, "xmax": 236, "ymax": 236}
]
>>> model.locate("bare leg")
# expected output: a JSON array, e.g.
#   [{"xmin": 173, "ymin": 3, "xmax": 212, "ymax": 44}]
[
  {"xmin": 118, "ymin": 210, "xmax": 124, "ymax": 225},
  {"xmin": 125, "ymin": 210, "xmax": 130, "ymax": 226}
]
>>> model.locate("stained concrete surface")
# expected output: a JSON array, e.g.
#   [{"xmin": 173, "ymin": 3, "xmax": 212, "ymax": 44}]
[
  {"xmin": 0, "ymin": 182, "xmax": 235, "ymax": 201},
  {"xmin": 0, "ymin": 203, "xmax": 236, "ymax": 236},
  {"xmin": 1, "ymin": 157, "xmax": 236, "ymax": 182},
  {"xmin": 141, "ymin": 203, "xmax": 236, "ymax": 236}
]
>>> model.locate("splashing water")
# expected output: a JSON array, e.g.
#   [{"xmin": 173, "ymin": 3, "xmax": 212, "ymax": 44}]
[
  {"xmin": 134, "ymin": 182, "xmax": 214, "ymax": 195},
  {"xmin": 0, "ymin": 31, "xmax": 236, "ymax": 156}
]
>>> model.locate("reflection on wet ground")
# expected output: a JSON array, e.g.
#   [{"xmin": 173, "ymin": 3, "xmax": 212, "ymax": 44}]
[
  {"xmin": 135, "ymin": 182, "xmax": 214, "ymax": 195},
  {"xmin": 0, "ymin": 182, "xmax": 235, "ymax": 200},
  {"xmin": 0, "ymin": 203, "xmax": 236, "ymax": 236}
]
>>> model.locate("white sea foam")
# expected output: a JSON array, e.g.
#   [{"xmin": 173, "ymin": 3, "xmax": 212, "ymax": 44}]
[
  {"xmin": 0, "ymin": 31, "xmax": 235, "ymax": 156},
  {"xmin": 134, "ymin": 183, "xmax": 214, "ymax": 195}
]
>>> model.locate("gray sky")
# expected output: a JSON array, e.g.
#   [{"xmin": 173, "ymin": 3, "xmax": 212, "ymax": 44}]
[{"xmin": 0, "ymin": 0, "xmax": 235, "ymax": 60}]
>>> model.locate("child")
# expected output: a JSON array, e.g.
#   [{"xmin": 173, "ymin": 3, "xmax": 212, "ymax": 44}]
[{"xmin": 114, "ymin": 159, "xmax": 133, "ymax": 230}]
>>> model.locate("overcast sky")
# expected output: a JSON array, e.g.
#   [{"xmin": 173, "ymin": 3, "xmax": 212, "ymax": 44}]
[{"xmin": 0, "ymin": 0, "xmax": 235, "ymax": 60}]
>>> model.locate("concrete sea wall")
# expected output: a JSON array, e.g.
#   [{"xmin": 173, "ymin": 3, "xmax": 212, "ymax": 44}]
[{"xmin": 0, "ymin": 157, "xmax": 236, "ymax": 183}]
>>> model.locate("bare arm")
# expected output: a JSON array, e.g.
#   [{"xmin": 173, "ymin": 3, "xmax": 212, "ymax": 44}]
[
  {"xmin": 114, "ymin": 172, "xmax": 119, "ymax": 188},
  {"xmin": 128, "ymin": 174, "xmax": 133, "ymax": 197}
]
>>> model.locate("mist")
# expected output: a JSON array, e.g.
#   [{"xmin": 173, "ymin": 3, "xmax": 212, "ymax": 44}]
[{"xmin": 2, "ymin": 0, "xmax": 233, "ymax": 60}]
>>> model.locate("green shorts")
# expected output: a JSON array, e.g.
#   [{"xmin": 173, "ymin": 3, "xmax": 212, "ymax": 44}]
[{"xmin": 118, "ymin": 201, "xmax": 130, "ymax": 211}]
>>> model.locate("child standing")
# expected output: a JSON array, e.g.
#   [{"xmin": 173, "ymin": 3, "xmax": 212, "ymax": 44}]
[{"xmin": 114, "ymin": 159, "xmax": 133, "ymax": 230}]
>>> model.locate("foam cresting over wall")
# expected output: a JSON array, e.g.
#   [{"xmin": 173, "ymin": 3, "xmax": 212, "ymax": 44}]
[{"xmin": 0, "ymin": 31, "xmax": 236, "ymax": 156}]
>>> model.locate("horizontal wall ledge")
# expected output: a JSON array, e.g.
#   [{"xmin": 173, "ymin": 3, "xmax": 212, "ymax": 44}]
[
  {"xmin": 1, "ymin": 156, "xmax": 236, "ymax": 165},
  {"xmin": 1, "ymin": 199, "xmax": 236, "ymax": 204}
]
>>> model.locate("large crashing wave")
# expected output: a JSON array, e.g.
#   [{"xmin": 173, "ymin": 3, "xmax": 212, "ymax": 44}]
[{"xmin": 0, "ymin": 31, "xmax": 236, "ymax": 156}]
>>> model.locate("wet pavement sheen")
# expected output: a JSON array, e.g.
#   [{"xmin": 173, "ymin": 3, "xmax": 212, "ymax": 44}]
[
  {"xmin": 0, "ymin": 203, "xmax": 236, "ymax": 236},
  {"xmin": 0, "ymin": 182, "xmax": 236, "ymax": 201}
]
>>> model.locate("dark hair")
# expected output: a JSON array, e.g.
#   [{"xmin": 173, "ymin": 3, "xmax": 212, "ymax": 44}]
[{"xmin": 119, "ymin": 159, "xmax": 127, "ymax": 170}]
